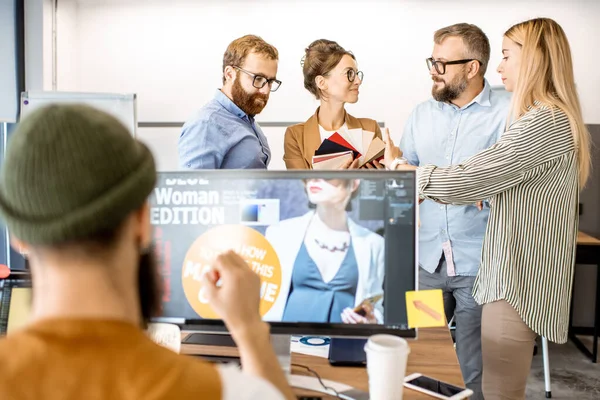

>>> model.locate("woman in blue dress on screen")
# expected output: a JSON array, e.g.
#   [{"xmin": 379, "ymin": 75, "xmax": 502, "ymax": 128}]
[{"xmin": 263, "ymin": 178, "xmax": 384, "ymax": 324}]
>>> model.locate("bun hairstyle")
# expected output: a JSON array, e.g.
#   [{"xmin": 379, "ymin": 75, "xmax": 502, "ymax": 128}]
[{"xmin": 302, "ymin": 39, "xmax": 355, "ymax": 99}]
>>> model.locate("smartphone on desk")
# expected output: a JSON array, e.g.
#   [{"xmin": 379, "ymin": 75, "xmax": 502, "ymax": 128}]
[
  {"xmin": 404, "ymin": 373, "xmax": 473, "ymax": 399},
  {"xmin": 328, "ymin": 338, "xmax": 367, "ymax": 367}
]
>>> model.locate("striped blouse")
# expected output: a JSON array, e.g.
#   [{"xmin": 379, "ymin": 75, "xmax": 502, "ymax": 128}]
[{"xmin": 417, "ymin": 105, "xmax": 578, "ymax": 343}]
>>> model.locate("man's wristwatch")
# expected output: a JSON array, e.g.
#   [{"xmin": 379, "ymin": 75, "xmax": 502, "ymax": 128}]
[{"xmin": 387, "ymin": 157, "xmax": 408, "ymax": 170}]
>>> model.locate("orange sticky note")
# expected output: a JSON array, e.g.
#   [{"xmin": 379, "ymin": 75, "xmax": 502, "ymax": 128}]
[{"xmin": 406, "ymin": 289, "xmax": 446, "ymax": 328}]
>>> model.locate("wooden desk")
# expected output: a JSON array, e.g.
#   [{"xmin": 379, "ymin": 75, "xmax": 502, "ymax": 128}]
[
  {"xmin": 570, "ymin": 231, "xmax": 600, "ymax": 363},
  {"xmin": 577, "ymin": 231, "xmax": 600, "ymax": 246},
  {"xmin": 182, "ymin": 326, "xmax": 464, "ymax": 399}
]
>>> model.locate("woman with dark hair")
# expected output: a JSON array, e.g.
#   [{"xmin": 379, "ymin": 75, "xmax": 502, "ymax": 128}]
[
  {"xmin": 283, "ymin": 39, "xmax": 382, "ymax": 170},
  {"xmin": 264, "ymin": 179, "xmax": 384, "ymax": 323}
]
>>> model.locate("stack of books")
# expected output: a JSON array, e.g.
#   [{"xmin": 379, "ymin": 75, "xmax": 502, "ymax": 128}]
[{"xmin": 312, "ymin": 128, "xmax": 385, "ymax": 170}]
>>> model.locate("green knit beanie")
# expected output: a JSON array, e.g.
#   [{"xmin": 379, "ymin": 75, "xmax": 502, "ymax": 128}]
[{"xmin": 0, "ymin": 104, "xmax": 156, "ymax": 245}]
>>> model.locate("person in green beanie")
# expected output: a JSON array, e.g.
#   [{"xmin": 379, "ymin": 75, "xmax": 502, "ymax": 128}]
[{"xmin": 0, "ymin": 104, "xmax": 294, "ymax": 400}]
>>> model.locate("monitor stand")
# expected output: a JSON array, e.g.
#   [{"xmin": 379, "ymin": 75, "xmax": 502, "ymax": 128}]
[
  {"xmin": 272, "ymin": 334, "xmax": 292, "ymax": 374},
  {"xmin": 271, "ymin": 335, "xmax": 367, "ymax": 400},
  {"xmin": 184, "ymin": 332, "xmax": 291, "ymax": 371},
  {"xmin": 184, "ymin": 332, "xmax": 366, "ymax": 399},
  {"xmin": 287, "ymin": 375, "xmax": 368, "ymax": 400},
  {"xmin": 183, "ymin": 332, "xmax": 236, "ymax": 347},
  {"xmin": 183, "ymin": 333, "xmax": 291, "ymax": 365}
]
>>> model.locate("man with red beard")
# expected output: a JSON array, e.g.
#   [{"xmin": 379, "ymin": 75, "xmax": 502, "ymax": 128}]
[
  {"xmin": 179, "ymin": 35, "xmax": 281, "ymax": 169},
  {"xmin": 399, "ymin": 24, "xmax": 510, "ymax": 400}
]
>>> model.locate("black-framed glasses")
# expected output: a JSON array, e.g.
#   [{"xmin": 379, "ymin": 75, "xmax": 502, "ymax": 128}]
[
  {"xmin": 426, "ymin": 57, "xmax": 480, "ymax": 75},
  {"xmin": 233, "ymin": 66, "xmax": 282, "ymax": 92},
  {"xmin": 323, "ymin": 69, "xmax": 363, "ymax": 83},
  {"xmin": 343, "ymin": 69, "xmax": 364, "ymax": 82}
]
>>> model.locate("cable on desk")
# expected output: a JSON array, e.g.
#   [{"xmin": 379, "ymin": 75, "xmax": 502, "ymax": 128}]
[{"xmin": 291, "ymin": 363, "xmax": 341, "ymax": 399}]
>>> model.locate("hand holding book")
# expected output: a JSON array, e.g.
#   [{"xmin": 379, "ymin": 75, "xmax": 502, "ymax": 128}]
[{"xmin": 312, "ymin": 128, "xmax": 385, "ymax": 170}]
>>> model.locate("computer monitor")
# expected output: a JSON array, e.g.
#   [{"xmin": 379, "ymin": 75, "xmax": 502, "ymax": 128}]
[
  {"xmin": 150, "ymin": 170, "xmax": 417, "ymax": 338},
  {"xmin": 0, "ymin": 273, "xmax": 32, "ymax": 335}
]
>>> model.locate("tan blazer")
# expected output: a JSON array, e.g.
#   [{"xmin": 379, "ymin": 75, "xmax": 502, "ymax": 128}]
[{"xmin": 283, "ymin": 108, "xmax": 382, "ymax": 170}]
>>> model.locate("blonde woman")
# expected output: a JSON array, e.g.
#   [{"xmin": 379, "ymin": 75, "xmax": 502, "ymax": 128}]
[{"xmin": 385, "ymin": 18, "xmax": 591, "ymax": 399}]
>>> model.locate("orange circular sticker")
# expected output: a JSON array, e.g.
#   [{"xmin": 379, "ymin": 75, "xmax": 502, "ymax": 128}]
[{"xmin": 181, "ymin": 225, "xmax": 282, "ymax": 319}]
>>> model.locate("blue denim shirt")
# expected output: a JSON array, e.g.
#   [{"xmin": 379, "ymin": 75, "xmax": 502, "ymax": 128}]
[
  {"xmin": 400, "ymin": 80, "xmax": 511, "ymax": 276},
  {"xmin": 178, "ymin": 90, "xmax": 271, "ymax": 169}
]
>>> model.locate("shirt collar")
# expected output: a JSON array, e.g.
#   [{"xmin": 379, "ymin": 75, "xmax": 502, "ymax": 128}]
[
  {"xmin": 214, "ymin": 89, "xmax": 252, "ymax": 121},
  {"xmin": 436, "ymin": 79, "xmax": 492, "ymax": 110}
]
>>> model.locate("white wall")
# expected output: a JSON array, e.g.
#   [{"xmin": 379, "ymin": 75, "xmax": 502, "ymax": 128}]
[
  {"xmin": 50, "ymin": 0, "xmax": 600, "ymax": 169},
  {"xmin": 56, "ymin": 0, "xmax": 79, "ymax": 91},
  {"xmin": 0, "ymin": 0, "xmax": 18, "ymax": 122},
  {"xmin": 24, "ymin": 0, "xmax": 54, "ymax": 92}
]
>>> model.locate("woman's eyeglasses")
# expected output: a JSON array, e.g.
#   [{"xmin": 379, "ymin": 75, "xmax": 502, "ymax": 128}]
[{"xmin": 344, "ymin": 69, "xmax": 364, "ymax": 83}]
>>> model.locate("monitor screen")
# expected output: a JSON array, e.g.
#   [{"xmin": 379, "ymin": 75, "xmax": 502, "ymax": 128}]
[
  {"xmin": 150, "ymin": 170, "xmax": 417, "ymax": 337},
  {"xmin": 0, "ymin": 276, "xmax": 32, "ymax": 335}
]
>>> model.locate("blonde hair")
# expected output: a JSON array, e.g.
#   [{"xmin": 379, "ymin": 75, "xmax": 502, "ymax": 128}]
[{"xmin": 505, "ymin": 18, "xmax": 591, "ymax": 187}]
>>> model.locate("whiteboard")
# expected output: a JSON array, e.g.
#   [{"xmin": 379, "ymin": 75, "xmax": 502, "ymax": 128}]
[
  {"xmin": 136, "ymin": 122, "xmax": 384, "ymax": 172},
  {"xmin": 20, "ymin": 91, "xmax": 137, "ymax": 136},
  {"xmin": 137, "ymin": 126, "xmax": 179, "ymax": 171},
  {"xmin": 261, "ymin": 125, "xmax": 287, "ymax": 171},
  {"xmin": 137, "ymin": 124, "xmax": 288, "ymax": 172}
]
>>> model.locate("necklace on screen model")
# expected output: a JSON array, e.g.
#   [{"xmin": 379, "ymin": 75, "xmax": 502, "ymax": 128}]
[{"xmin": 314, "ymin": 238, "xmax": 349, "ymax": 253}]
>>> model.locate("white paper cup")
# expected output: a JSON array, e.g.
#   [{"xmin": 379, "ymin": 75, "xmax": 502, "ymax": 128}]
[
  {"xmin": 364, "ymin": 334, "xmax": 410, "ymax": 400},
  {"xmin": 146, "ymin": 322, "xmax": 181, "ymax": 354}
]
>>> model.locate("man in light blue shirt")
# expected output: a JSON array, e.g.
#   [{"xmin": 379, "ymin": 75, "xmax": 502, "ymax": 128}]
[
  {"xmin": 178, "ymin": 35, "xmax": 281, "ymax": 169},
  {"xmin": 400, "ymin": 24, "xmax": 510, "ymax": 400}
]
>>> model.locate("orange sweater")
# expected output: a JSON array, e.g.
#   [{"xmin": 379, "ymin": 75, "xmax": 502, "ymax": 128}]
[{"xmin": 0, "ymin": 318, "xmax": 222, "ymax": 400}]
